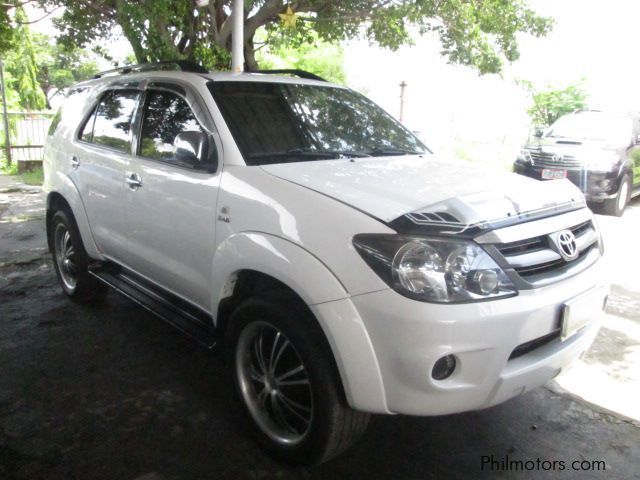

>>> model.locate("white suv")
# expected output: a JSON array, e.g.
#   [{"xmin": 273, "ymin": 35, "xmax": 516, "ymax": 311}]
[{"xmin": 43, "ymin": 62, "xmax": 608, "ymax": 464}]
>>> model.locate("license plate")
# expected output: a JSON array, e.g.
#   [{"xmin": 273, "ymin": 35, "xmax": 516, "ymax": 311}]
[
  {"xmin": 542, "ymin": 168, "xmax": 567, "ymax": 180},
  {"xmin": 560, "ymin": 286, "xmax": 608, "ymax": 341}
]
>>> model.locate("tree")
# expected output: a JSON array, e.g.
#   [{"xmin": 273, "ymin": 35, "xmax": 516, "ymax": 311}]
[
  {"xmin": 521, "ymin": 80, "xmax": 588, "ymax": 127},
  {"xmin": 257, "ymin": 31, "xmax": 346, "ymax": 83},
  {"xmin": 0, "ymin": 3, "xmax": 16, "ymax": 54},
  {"xmin": 30, "ymin": 34, "xmax": 100, "ymax": 107},
  {"xmin": 3, "ymin": 7, "xmax": 47, "ymax": 111},
  {"xmin": 40, "ymin": 0, "xmax": 552, "ymax": 74}
]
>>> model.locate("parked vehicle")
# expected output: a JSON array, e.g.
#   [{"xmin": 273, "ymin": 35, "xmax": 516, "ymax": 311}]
[
  {"xmin": 44, "ymin": 62, "xmax": 608, "ymax": 464},
  {"xmin": 514, "ymin": 110, "xmax": 640, "ymax": 216}
]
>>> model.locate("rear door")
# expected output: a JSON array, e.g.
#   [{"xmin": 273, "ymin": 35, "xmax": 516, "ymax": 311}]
[
  {"xmin": 73, "ymin": 89, "xmax": 141, "ymax": 260},
  {"xmin": 631, "ymin": 118, "xmax": 640, "ymax": 187},
  {"xmin": 122, "ymin": 85, "xmax": 221, "ymax": 310}
]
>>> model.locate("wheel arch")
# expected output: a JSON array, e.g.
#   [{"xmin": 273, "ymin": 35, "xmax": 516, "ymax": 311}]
[{"xmin": 212, "ymin": 233, "xmax": 389, "ymax": 413}]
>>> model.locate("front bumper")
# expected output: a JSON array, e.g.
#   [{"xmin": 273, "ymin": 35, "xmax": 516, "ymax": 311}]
[
  {"xmin": 319, "ymin": 257, "xmax": 606, "ymax": 416},
  {"xmin": 513, "ymin": 161, "xmax": 619, "ymax": 203}
]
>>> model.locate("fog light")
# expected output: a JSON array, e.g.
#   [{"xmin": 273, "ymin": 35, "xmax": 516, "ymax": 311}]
[
  {"xmin": 598, "ymin": 179, "xmax": 611, "ymax": 190},
  {"xmin": 468, "ymin": 269, "xmax": 498, "ymax": 295},
  {"xmin": 432, "ymin": 355, "xmax": 456, "ymax": 380}
]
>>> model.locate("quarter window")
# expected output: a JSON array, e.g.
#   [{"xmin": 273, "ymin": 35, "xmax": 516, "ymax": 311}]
[
  {"xmin": 79, "ymin": 107, "xmax": 96, "ymax": 142},
  {"xmin": 80, "ymin": 90, "xmax": 140, "ymax": 152},
  {"xmin": 138, "ymin": 90, "xmax": 204, "ymax": 162}
]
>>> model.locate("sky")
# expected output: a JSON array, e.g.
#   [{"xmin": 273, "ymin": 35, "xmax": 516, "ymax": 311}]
[
  {"xmin": 343, "ymin": 0, "xmax": 640, "ymax": 162},
  {"xmin": 27, "ymin": 0, "xmax": 640, "ymax": 163}
]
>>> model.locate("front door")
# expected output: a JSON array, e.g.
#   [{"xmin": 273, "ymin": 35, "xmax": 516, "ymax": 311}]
[{"xmin": 122, "ymin": 88, "xmax": 220, "ymax": 310}]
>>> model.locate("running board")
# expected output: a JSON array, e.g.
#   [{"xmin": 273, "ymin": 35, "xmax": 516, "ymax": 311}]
[{"xmin": 89, "ymin": 265, "xmax": 218, "ymax": 349}]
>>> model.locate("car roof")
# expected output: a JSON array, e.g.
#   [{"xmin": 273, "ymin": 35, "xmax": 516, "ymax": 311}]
[{"xmin": 72, "ymin": 69, "xmax": 342, "ymax": 91}]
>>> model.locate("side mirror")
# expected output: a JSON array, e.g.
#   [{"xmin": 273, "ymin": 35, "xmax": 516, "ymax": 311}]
[
  {"xmin": 532, "ymin": 126, "xmax": 544, "ymax": 138},
  {"xmin": 173, "ymin": 131, "xmax": 209, "ymax": 165}
]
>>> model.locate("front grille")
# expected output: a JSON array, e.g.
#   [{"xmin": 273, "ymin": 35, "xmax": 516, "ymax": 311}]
[
  {"xmin": 515, "ymin": 243, "xmax": 596, "ymax": 278},
  {"xmin": 529, "ymin": 150, "xmax": 583, "ymax": 170},
  {"xmin": 497, "ymin": 237, "xmax": 546, "ymax": 256},
  {"xmin": 495, "ymin": 219, "xmax": 599, "ymax": 285}
]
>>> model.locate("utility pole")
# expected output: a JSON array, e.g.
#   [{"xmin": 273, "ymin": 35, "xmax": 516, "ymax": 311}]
[
  {"xmin": 399, "ymin": 81, "xmax": 407, "ymax": 123},
  {"xmin": 0, "ymin": 58, "xmax": 11, "ymax": 166},
  {"xmin": 231, "ymin": 0, "xmax": 244, "ymax": 72}
]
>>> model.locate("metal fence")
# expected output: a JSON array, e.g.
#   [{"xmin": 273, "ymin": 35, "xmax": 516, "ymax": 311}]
[{"xmin": 1, "ymin": 111, "xmax": 55, "ymax": 164}]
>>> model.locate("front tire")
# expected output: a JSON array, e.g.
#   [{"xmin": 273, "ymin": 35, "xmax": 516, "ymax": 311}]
[
  {"xmin": 602, "ymin": 175, "xmax": 631, "ymax": 216},
  {"xmin": 227, "ymin": 295, "xmax": 370, "ymax": 464},
  {"xmin": 50, "ymin": 210, "xmax": 106, "ymax": 302}
]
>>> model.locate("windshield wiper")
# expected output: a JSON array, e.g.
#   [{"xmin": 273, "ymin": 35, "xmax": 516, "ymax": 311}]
[
  {"xmin": 366, "ymin": 147, "xmax": 422, "ymax": 157},
  {"xmin": 248, "ymin": 148, "xmax": 369, "ymax": 160}
]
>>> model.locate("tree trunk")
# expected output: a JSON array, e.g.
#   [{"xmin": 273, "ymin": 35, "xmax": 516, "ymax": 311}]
[{"xmin": 243, "ymin": 39, "xmax": 259, "ymax": 71}]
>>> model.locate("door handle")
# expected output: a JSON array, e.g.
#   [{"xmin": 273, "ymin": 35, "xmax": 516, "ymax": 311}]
[
  {"xmin": 71, "ymin": 156, "xmax": 80, "ymax": 168},
  {"xmin": 125, "ymin": 173, "xmax": 143, "ymax": 190}
]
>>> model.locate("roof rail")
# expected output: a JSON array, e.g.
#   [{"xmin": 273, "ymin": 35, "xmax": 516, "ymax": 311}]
[
  {"xmin": 93, "ymin": 60, "xmax": 208, "ymax": 79},
  {"xmin": 251, "ymin": 69, "xmax": 327, "ymax": 82}
]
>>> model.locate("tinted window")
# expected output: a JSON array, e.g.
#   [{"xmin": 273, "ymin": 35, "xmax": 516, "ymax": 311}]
[
  {"xmin": 89, "ymin": 90, "xmax": 139, "ymax": 152},
  {"xmin": 139, "ymin": 90, "xmax": 204, "ymax": 161},
  {"xmin": 209, "ymin": 82, "xmax": 426, "ymax": 165},
  {"xmin": 79, "ymin": 107, "xmax": 96, "ymax": 142},
  {"xmin": 48, "ymin": 109, "xmax": 62, "ymax": 136}
]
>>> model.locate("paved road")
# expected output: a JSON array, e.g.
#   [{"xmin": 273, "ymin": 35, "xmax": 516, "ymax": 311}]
[{"xmin": 1, "ymin": 176, "xmax": 639, "ymax": 480}]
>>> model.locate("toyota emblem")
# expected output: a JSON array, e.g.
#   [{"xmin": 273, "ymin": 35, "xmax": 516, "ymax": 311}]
[{"xmin": 554, "ymin": 230, "xmax": 578, "ymax": 261}]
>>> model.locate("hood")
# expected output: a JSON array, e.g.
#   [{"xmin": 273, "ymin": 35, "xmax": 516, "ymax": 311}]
[
  {"xmin": 525, "ymin": 136, "xmax": 621, "ymax": 155},
  {"xmin": 260, "ymin": 155, "xmax": 585, "ymax": 226}
]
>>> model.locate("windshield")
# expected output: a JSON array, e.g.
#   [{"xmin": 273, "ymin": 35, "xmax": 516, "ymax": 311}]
[
  {"xmin": 208, "ymin": 81, "xmax": 427, "ymax": 165},
  {"xmin": 546, "ymin": 113, "xmax": 632, "ymax": 145}
]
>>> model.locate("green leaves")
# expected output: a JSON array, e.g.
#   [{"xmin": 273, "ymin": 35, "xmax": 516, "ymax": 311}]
[
  {"xmin": 256, "ymin": 31, "xmax": 346, "ymax": 84},
  {"xmin": 4, "ymin": 7, "xmax": 47, "ymax": 111},
  {"xmin": 522, "ymin": 81, "xmax": 589, "ymax": 127},
  {"xmin": 37, "ymin": 0, "xmax": 551, "ymax": 75}
]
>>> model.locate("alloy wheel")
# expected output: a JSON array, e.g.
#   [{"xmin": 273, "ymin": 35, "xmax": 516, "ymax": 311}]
[
  {"xmin": 236, "ymin": 321, "xmax": 314, "ymax": 446},
  {"xmin": 54, "ymin": 223, "xmax": 78, "ymax": 291}
]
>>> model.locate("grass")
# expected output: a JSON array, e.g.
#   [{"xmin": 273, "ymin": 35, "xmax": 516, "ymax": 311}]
[
  {"xmin": 1, "ymin": 160, "xmax": 44, "ymax": 186},
  {"xmin": 0, "ymin": 160, "xmax": 18, "ymax": 176},
  {"xmin": 19, "ymin": 166, "xmax": 44, "ymax": 186}
]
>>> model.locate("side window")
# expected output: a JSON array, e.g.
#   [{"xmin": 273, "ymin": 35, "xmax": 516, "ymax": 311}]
[
  {"xmin": 83, "ymin": 90, "xmax": 140, "ymax": 152},
  {"xmin": 79, "ymin": 107, "xmax": 97, "ymax": 142},
  {"xmin": 47, "ymin": 109, "xmax": 62, "ymax": 136},
  {"xmin": 138, "ymin": 90, "xmax": 205, "ymax": 162}
]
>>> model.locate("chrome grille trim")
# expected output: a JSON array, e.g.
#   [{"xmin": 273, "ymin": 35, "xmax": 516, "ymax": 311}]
[
  {"xmin": 502, "ymin": 248, "xmax": 561, "ymax": 269},
  {"xmin": 529, "ymin": 150, "xmax": 583, "ymax": 170},
  {"xmin": 483, "ymin": 210, "xmax": 601, "ymax": 288},
  {"xmin": 475, "ymin": 208, "xmax": 592, "ymax": 245}
]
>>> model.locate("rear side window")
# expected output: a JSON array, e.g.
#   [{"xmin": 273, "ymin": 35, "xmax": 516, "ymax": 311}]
[
  {"xmin": 80, "ymin": 90, "xmax": 140, "ymax": 152},
  {"xmin": 138, "ymin": 90, "xmax": 204, "ymax": 161},
  {"xmin": 80, "ymin": 106, "xmax": 96, "ymax": 142}
]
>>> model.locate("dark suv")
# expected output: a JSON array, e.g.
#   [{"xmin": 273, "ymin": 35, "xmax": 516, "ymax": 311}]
[{"xmin": 514, "ymin": 111, "xmax": 640, "ymax": 216}]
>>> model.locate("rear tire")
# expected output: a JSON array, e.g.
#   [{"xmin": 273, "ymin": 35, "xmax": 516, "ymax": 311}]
[
  {"xmin": 50, "ymin": 210, "xmax": 107, "ymax": 302},
  {"xmin": 226, "ymin": 295, "xmax": 370, "ymax": 465},
  {"xmin": 602, "ymin": 175, "xmax": 631, "ymax": 217}
]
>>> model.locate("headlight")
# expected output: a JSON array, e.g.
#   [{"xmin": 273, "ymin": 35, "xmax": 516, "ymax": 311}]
[
  {"xmin": 353, "ymin": 234, "xmax": 517, "ymax": 303},
  {"xmin": 518, "ymin": 149, "xmax": 532, "ymax": 163},
  {"xmin": 585, "ymin": 152, "xmax": 619, "ymax": 171}
]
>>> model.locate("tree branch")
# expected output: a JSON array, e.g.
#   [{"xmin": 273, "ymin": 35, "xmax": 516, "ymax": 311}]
[{"xmin": 14, "ymin": 5, "xmax": 61, "ymax": 24}]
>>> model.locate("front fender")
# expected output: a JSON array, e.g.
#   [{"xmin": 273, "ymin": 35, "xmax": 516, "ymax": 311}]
[
  {"xmin": 211, "ymin": 232, "xmax": 389, "ymax": 413},
  {"xmin": 211, "ymin": 232, "xmax": 349, "ymax": 308}
]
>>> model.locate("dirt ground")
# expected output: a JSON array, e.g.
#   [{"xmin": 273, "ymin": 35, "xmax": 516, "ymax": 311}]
[{"xmin": 1, "ymin": 174, "xmax": 639, "ymax": 480}]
